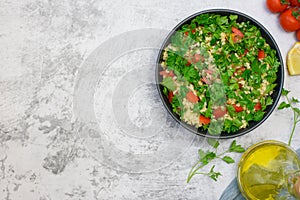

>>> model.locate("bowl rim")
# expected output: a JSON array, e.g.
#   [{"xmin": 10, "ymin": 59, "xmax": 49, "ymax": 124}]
[{"xmin": 155, "ymin": 8, "xmax": 284, "ymax": 139}]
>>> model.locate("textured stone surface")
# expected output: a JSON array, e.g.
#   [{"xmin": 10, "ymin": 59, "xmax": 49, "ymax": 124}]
[{"xmin": 0, "ymin": 0, "xmax": 300, "ymax": 199}]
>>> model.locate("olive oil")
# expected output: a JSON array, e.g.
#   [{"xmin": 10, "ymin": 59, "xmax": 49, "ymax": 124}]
[{"xmin": 237, "ymin": 141, "xmax": 300, "ymax": 200}]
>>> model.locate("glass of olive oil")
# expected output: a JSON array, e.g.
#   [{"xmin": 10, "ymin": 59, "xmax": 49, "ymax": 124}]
[{"xmin": 237, "ymin": 140, "xmax": 300, "ymax": 200}]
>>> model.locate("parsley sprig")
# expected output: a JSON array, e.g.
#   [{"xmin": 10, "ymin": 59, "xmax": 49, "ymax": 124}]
[
  {"xmin": 187, "ymin": 139, "xmax": 245, "ymax": 183},
  {"xmin": 278, "ymin": 88, "xmax": 300, "ymax": 146}
]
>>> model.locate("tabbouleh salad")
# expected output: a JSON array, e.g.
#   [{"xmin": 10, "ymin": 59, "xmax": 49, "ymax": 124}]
[{"xmin": 159, "ymin": 13, "xmax": 280, "ymax": 134}]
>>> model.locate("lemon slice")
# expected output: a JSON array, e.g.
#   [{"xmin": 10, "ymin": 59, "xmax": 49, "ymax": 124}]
[{"xmin": 287, "ymin": 42, "xmax": 300, "ymax": 76}]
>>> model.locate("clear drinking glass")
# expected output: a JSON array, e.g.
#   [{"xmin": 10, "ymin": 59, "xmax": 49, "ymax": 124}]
[{"xmin": 237, "ymin": 140, "xmax": 300, "ymax": 200}]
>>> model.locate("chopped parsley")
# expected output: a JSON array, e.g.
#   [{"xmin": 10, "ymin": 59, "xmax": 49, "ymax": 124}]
[{"xmin": 159, "ymin": 13, "xmax": 279, "ymax": 134}]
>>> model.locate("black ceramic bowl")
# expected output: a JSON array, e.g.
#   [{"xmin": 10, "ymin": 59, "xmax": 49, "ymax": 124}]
[{"xmin": 156, "ymin": 9, "xmax": 284, "ymax": 139}]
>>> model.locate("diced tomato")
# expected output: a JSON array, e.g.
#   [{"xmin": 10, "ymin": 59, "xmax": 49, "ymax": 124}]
[
  {"xmin": 168, "ymin": 92, "xmax": 174, "ymax": 103},
  {"xmin": 169, "ymin": 71, "xmax": 175, "ymax": 77},
  {"xmin": 232, "ymin": 34, "xmax": 241, "ymax": 43},
  {"xmin": 258, "ymin": 50, "xmax": 266, "ymax": 60},
  {"xmin": 191, "ymin": 53, "xmax": 204, "ymax": 64},
  {"xmin": 238, "ymin": 67, "xmax": 246, "ymax": 75},
  {"xmin": 199, "ymin": 115, "xmax": 211, "ymax": 125},
  {"xmin": 185, "ymin": 61, "xmax": 191, "ymax": 66},
  {"xmin": 186, "ymin": 91, "xmax": 199, "ymax": 103},
  {"xmin": 240, "ymin": 67, "xmax": 246, "ymax": 72},
  {"xmin": 233, "ymin": 104, "xmax": 244, "ymax": 112},
  {"xmin": 232, "ymin": 27, "xmax": 244, "ymax": 38},
  {"xmin": 159, "ymin": 70, "xmax": 175, "ymax": 77},
  {"xmin": 184, "ymin": 31, "xmax": 189, "ymax": 36},
  {"xmin": 234, "ymin": 67, "xmax": 246, "ymax": 76},
  {"xmin": 159, "ymin": 71, "xmax": 168, "ymax": 76},
  {"xmin": 231, "ymin": 27, "xmax": 244, "ymax": 43},
  {"xmin": 192, "ymin": 29, "xmax": 196, "ymax": 34},
  {"xmin": 201, "ymin": 77, "xmax": 211, "ymax": 85},
  {"xmin": 244, "ymin": 49, "xmax": 249, "ymax": 56},
  {"xmin": 231, "ymin": 34, "xmax": 238, "ymax": 43},
  {"xmin": 254, "ymin": 102, "xmax": 262, "ymax": 111},
  {"xmin": 203, "ymin": 69, "xmax": 213, "ymax": 74},
  {"xmin": 213, "ymin": 107, "xmax": 227, "ymax": 119}
]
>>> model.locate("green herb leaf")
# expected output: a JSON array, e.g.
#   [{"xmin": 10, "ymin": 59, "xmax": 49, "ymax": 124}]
[
  {"xmin": 229, "ymin": 140, "xmax": 245, "ymax": 153},
  {"xmin": 282, "ymin": 88, "xmax": 290, "ymax": 96},
  {"xmin": 278, "ymin": 88, "xmax": 300, "ymax": 146},
  {"xmin": 208, "ymin": 165, "xmax": 222, "ymax": 181},
  {"xmin": 200, "ymin": 151, "xmax": 216, "ymax": 165},
  {"xmin": 278, "ymin": 101, "xmax": 291, "ymax": 110},
  {"xmin": 266, "ymin": 96, "xmax": 273, "ymax": 106},
  {"xmin": 293, "ymin": 107, "xmax": 300, "ymax": 116},
  {"xmin": 292, "ymin": 97, "xmax": 300, "ymax": 103},
  {"xmin": 198, "ymin": 149, "xmax": 207, "ymax": 160},
  {"xmin": 207, "ymin": 138, "xmax": 220, "ymax": 148},
  {"xmin": 222, "ymin": 156, "xmax": 235, "ymax": 164},
  {"xmin": 229, "ymin": 15, "xmax": 238, "ymax": 21},
  {"xmin": 161, "ymin": 77, "xmax": 176, "ymax": 91},
  {"xmin": 254, "ymin": 111, "xmax": 265, "ymax": 121}
]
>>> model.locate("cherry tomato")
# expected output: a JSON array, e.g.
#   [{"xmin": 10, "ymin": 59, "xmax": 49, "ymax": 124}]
[
  {"xmin": 213, "ymin": 107, "xmax": 227, "ymax": 119},
  {"xmin": 289, "ymin": 0, "xmax": 300, "ymax": 7},
  {"xmin": 266, "ymin": 0, "xmax": 288, "ymax": 13},
  {"xmin": 258, "ymin": 50, "xmax": 266, "ymax": 60},
  {"xmin": 199, "ymin": 115, "xmax": 210, "ymax": 125},
  {"xmin": 184, "ymin": 31, "xmax": 189, "ymax": 36},
  {"xmin": 186, "ymin": 91, "xmax": 199, "ymax": 103},
  {"xmin": 280, "ymin": 8, "xmax": 300, "ymax": 32}
]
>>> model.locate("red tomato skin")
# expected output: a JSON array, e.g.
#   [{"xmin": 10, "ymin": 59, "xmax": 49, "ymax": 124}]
[
  {"xmin": 201, "ymin": 77, "xmax": 211, "ymax": 85},
  {"xmin": 159, "ymin": 70, "xmax": 175, "ymax": 77},
  {"xmin": 258, "ymin": 50, "xmax": 266, "ymax": 60},
  {"xmin": 231, "ymin": 27, "xmax": 244, "ymax": 43},
  {"xmin": 297, "ymin": 29, "xmax": 300, "ymax": 41},
  {"xmin": 184, "ymin": 31, "xmax": 189, "ymax": 36},
  {"xmin": 289, "ymin": 0, "xmax": 300, "ymax": 7},
  {"xmin": 186, "ymin": 91, "xmax": 199, "ymax": 103},
  {"xmin": 192, "ymin": 53, "xmax": 201, "ymax": 63},
  {"xmin": 254, "ymin": 102, "xmax": 262, "ymax": 111},
  {"xmin": 190, "ymin": 53, "xmax": 204, "ymax": 64},
  {"xmin": 280, "ymin": 8, "xmax": 300, "ymax": 32},
  {"xmin": 199, "ymin": 115, "xmax": 211, "ymax": 125},
  {"xmin": 232, "ymin": 27, "xmax": 244, "ymax": 38},
  {"xmin": 266, "ymin": 0, "xmax": 288, "ymax": 13},
  {"xmin": 168, "ymin": 92, "xmax": 174, "ymax": 103},
  {"xmin": 234, "ymin": 67, "xmax": 246, "ymax": 76},
  {"xmin": 213, "ymin": 107, "xmax": 227, "ymax": 119},
  {"xmin": 233, "ymin": 104, "xmax": 244, "ymax": 112}
]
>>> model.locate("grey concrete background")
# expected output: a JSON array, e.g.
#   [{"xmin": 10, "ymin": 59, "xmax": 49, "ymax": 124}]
[{"xmin": 0, "ymin": 0, "xmax": 300, "ymax": 199}]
